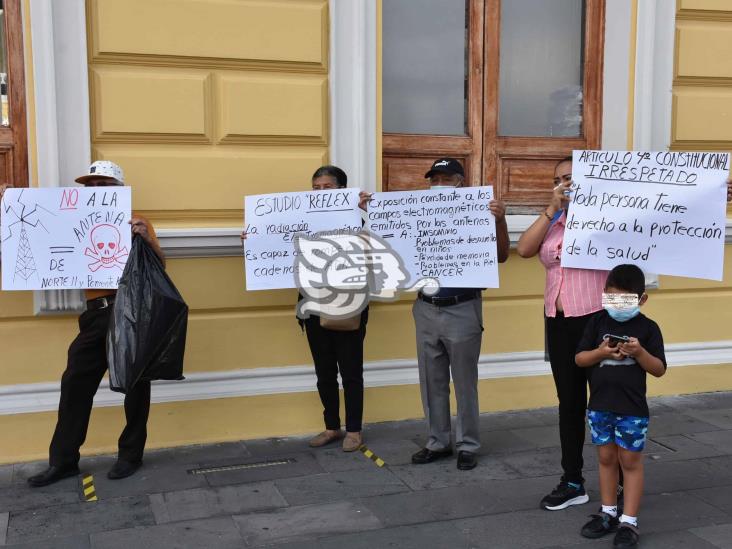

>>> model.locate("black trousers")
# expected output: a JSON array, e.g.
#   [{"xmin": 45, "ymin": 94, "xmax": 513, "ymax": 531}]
[
  {"xmin": 49, "ymin": 306, "xmax": 151, "ymax": 467},
  {"xmin": 546, "ymin": 311, "xmax": 593, "ymax": 484},
  {"xmin": 304, "ymin": 316, "xmax": 366, "ymax": 433}
]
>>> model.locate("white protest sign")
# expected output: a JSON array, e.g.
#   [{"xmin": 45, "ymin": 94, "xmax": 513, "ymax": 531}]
[
  {"xmin": 1, "ymin": 187, "xmax": 132, "ymax": 290},
  {"xmin": 366, "ymin": 186, "xmax": 499, "ymax": 289},
  {"xmin": 244, "ymin": 188, "xmax": 362, "ymax": 290},
  {"xmin": 561, "ymin": 150, "xmax": 729, "ymax": 280}
]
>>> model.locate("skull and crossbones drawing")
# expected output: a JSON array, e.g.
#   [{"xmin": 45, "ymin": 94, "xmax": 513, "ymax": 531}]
[{"xmin": 84, "ymin": 224, "xmax": 129, "ymax": 271}]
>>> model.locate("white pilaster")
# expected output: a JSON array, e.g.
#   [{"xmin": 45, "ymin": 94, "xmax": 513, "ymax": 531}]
[{"xmin": 329, "ymin": 0, "xmax": 378, "ymax": 192}]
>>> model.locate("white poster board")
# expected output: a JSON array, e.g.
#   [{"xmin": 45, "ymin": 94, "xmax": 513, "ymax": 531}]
[
  {"xmin": 244, "ymin": 189, "xmax": 362, "ymax": 290},
  {"xmin": 1, "ymin": 187, "xmax": 132, "ymax": 290},
  {"xmin": 561, "ymin": 151, "xmax": 729, "ymax": 280},
  {"xmin": 366, "ymin": 186, "xmax": 499, "ymax": 289}
]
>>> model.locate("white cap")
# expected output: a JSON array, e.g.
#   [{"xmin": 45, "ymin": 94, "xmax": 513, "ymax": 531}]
[{"xmin": 75, "ymin": 161, "xmax": 125, "ymax": 185}]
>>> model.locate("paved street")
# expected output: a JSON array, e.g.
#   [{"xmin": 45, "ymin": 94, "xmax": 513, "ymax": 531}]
[{"xmin": 2, "ymin": 391, "xmax": 732, "ymax": 548}]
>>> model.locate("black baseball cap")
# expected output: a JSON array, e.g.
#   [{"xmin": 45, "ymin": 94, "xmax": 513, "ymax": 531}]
[{"xmin": 425, "ymin": 157, "xmax": 465, "ymax": 179}]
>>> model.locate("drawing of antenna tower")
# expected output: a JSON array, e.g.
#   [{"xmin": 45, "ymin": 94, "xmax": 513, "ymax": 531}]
[
  {"xmin": 2, "ymin": 189, "xmax": 54, "ymax": 284},
  {"xmin": 14, "ymin": 224, "xmax": 38, "ymax": 281}
]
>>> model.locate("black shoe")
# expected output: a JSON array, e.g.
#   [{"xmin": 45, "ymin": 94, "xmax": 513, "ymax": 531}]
[
  {"xmin": 581, "ymin": 513, "xmax": 619, "ymax": 538},
  {"xmin": 27, "ymin": 465, "xmax": 80, "ymax": 487},
  {"xmin": 540, "ymin": 481, "xmax": 589, "ymax": 511},
  {"xmin": 411, "ymin": 447, "xmax": 453, "ymax": 464},
  {"xmin": 613, "ymin": 523, "xmax": 640, "ymax": 549},
  {"xmin": 457, "ymin": 451, "xmax": 477, "ymax": 470},
  {"xmin": 107, "ymin": 459, "xmax": 142, "ymax": 480}
]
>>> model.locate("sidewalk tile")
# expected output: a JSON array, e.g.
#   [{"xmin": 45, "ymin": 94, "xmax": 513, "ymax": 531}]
[
  {"xmin": 360, "ymin": 476, "xmax": 555, "ymax": 527},
  {"xmin": 275, "ymin": 469, "xmax": 409, "ymax": 505},
  {"xmin": 690, "ymin": 523, "xmax": 732, "ymax": 549},
  {"xmin": 233, "ymin": 500, "xmax": 382, "ymax": 546},
  {"xmin": 6, "ymin": 495, "xmax": 154, "ymax": 545},
  {"xmin": 90, "ymin": 516, "xmax": 243, "ymax": 549},
  {"xmin": 4, "ymin": 535, "xmax": 91, "ymax": 549},
  {"xmin": 686, "ymin": 408, "xmax": 732, "ymax": 431},
  {"xmin": 388, "ymin": 455, "xmax": 520, "ymax": 490},
  {"xmin": 266, "ymin": 520, "xmax": 474, "ymax": 549},
  {"xmin": 149, "ymin": 481, "xmax": 287, "ymax": 523},
  {"xmin": 688, "ymin": 431, "xmax": 732, "ymax": 454}
]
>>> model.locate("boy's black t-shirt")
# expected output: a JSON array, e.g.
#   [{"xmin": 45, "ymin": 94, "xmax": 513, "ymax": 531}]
[{"xmin": 577, "ymin": 310, "xmax": 666, "ymax": 418}]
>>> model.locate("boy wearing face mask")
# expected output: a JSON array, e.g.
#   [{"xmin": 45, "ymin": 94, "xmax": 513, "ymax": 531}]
[{"xmin": 575, "ymin": 264, "xmax": 666, "ymax": 549}]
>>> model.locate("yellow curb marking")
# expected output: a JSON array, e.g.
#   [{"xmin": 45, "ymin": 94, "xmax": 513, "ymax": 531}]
[
  {"xmin": 82, "ymin": 475, "xmax": 97, "ymax": 502},
  {"xmin": 359, "ymin": 445, "xmax": 386, "ymax": 467}
]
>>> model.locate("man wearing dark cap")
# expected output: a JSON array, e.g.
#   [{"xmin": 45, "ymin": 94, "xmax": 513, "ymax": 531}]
[{"xmin": 410, "ymin": 157, "xmax": 510, "ymax": 470}]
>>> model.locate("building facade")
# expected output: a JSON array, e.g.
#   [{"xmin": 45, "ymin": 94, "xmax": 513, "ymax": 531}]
[{"xmin": 1, "ymin": 0, "xmax": 731, "ymax": 463}]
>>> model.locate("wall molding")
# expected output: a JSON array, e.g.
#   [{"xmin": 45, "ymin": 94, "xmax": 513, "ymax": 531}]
[
  {"xmin": 154, "ymin": 217, "xmax": 732, "ymax": 259},
  {"xmin": 217, "ymin": 135, "xmax": 327, "ymax": 147},
  {"xmin": 674, "ymin": 76, "xmax": 732, "ymax": 87},
  {"xmin": 670, "ymin": 140, "xmax": 732, "ymax": 152},
  {"xmin": 676, "ymin": 10, "xmax": 732, "ymax": 23},
  {"xmin": 89, "ymin": 55, "xmax": 328, "ymax": 75},
  {"xmin": 2, "ymin": 340, "xmax": 731, "ymax": 416}
]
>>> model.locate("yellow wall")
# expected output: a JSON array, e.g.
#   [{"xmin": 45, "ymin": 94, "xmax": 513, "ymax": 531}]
[
  {"xmin": 88, "ymin": 0, "xmax": 329, "ymax": 226},
  {"xmin": 3, "ymin": 0, "xmax": 732, "ymax": 464},
  {"xmin": 673, "ymin": 0, "xmax": 732, "ymax": 151}
]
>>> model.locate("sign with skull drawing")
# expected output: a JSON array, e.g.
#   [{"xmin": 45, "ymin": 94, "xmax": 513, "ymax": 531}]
[{"xmin": 1, "ymin": 187, "xmax": 132, "ymax": 290}]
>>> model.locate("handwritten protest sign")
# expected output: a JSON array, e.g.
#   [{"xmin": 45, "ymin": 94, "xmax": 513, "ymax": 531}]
[
  {"xmin": 561, "ymin": 150, "xmax": 729, "ymax": 280},
  {"xmin": 1, "ymin": 187, "xmax": 132, "ymax": 290},
  {"xmin": 366, "ymin": 186, "xmax": 499, "ymax": 289},
  {"xmin": 244, "ymin": 188, "xmax": 362, "ymax": 290}
]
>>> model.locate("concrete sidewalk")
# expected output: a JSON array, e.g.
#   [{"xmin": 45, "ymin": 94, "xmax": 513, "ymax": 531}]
[{"xmin": 2, "ymin": 392, "xmax": 732, "ymax": 548}]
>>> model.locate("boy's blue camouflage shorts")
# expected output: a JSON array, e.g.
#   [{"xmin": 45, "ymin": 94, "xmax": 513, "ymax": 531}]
[{"xmin": 587, "ymin": 410, "xmax": 649, "ymax": 452}]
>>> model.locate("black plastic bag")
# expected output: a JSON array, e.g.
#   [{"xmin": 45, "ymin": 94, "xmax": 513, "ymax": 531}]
[{"xmin": 107, "ymin": 236, "xmax": 187, "ymax": 394}]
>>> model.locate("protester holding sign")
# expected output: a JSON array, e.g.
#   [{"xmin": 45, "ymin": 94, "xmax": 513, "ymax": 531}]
[
  {"xmin": 11, "ymin": 161, "xmax": 166, "ymax": 487},
  {"xmin": 301, "ymin": 166, "xmax": 369, "ymax": 452},
  {"xmin": 519, "ymin": 158, "xmax": 732, "ymax": 511},
  {"xmin": 517, "ymin": 156, "xmax": 609, "ymax": 510},
  {"xmin": 561, "ymin": 151, "xmax": 730, "ymax": 280},
  {"xmin": 366, "ymin": 158, "xmax": 509, "ymax": 470},
  {"xmin": 410, "ymin": 159, "xmax": 509, "ymax": 470},
  {"xmin": 242, "ymin": 165, "xmax": 368, "ymax": 452}
]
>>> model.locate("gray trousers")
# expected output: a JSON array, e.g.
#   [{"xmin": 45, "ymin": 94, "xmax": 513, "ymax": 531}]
[{"xmin": 412, "ymin": 297, "xmax": 483, "ymax": 453}]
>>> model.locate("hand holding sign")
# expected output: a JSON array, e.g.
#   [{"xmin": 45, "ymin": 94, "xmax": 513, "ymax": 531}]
[
  {"xmin": 1, "ymin": 187, "xmax": 132, "ymax": 290},
  {"xmin": 366, "ymin": 186, "xmax": 500, "ymax": 289},
  {"xmin": 243, "ymin": 188, "xmax": 362, "ymax": 290},
  {"xmin": 561, "ymin": 150, "xmax": 729, "ymax": 280}
]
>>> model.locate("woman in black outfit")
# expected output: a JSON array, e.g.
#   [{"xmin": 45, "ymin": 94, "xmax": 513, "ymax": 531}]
[{"xmin": 300, "ymin": 166, "xmax": 368, "ymax": 452}]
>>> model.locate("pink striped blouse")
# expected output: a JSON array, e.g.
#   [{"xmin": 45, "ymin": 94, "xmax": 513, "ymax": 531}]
[{"xmin": 538, "ymin": 211, "xmax": 608, "ymax": 318}]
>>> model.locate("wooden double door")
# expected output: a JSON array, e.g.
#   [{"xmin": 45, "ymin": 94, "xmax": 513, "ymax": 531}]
[{"xmin": 382, "ymin": 0, "xmax": 605, "ymax": 212}]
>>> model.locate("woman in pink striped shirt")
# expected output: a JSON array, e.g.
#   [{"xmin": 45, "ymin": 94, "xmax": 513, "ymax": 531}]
[{"xmin": 517, "ymin": 156, "xmax": 608, "ymax": 511}]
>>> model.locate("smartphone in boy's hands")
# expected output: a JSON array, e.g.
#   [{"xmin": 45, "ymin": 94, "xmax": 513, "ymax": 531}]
[{"xmin": 603, "ymin": 334, "xmax": 630, "ymax": 348}]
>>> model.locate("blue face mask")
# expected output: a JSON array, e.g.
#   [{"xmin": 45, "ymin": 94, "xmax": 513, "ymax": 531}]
[{"xmin": 605, "ymin": 306, "xmax": 641, "ymax": 323}]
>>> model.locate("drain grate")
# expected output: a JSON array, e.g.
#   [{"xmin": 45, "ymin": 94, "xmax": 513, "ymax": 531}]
[{"xmin": 188, "ymin": 458, "xmax": 296, "ymax": 475}]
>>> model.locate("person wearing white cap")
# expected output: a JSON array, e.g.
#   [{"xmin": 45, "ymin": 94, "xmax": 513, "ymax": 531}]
[{"xmin": 16, "ymin": 161, "xmax": 167, "ymax": 487}]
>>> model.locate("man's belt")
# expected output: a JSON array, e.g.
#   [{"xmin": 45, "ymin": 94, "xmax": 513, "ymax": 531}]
[
  {"xmin": 87, "ymin": 295, "xmax": 116, "ymax": 311},
  {"xmin": 419, "ymin": 291, "xmax": 479, "ymax": 307}
]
